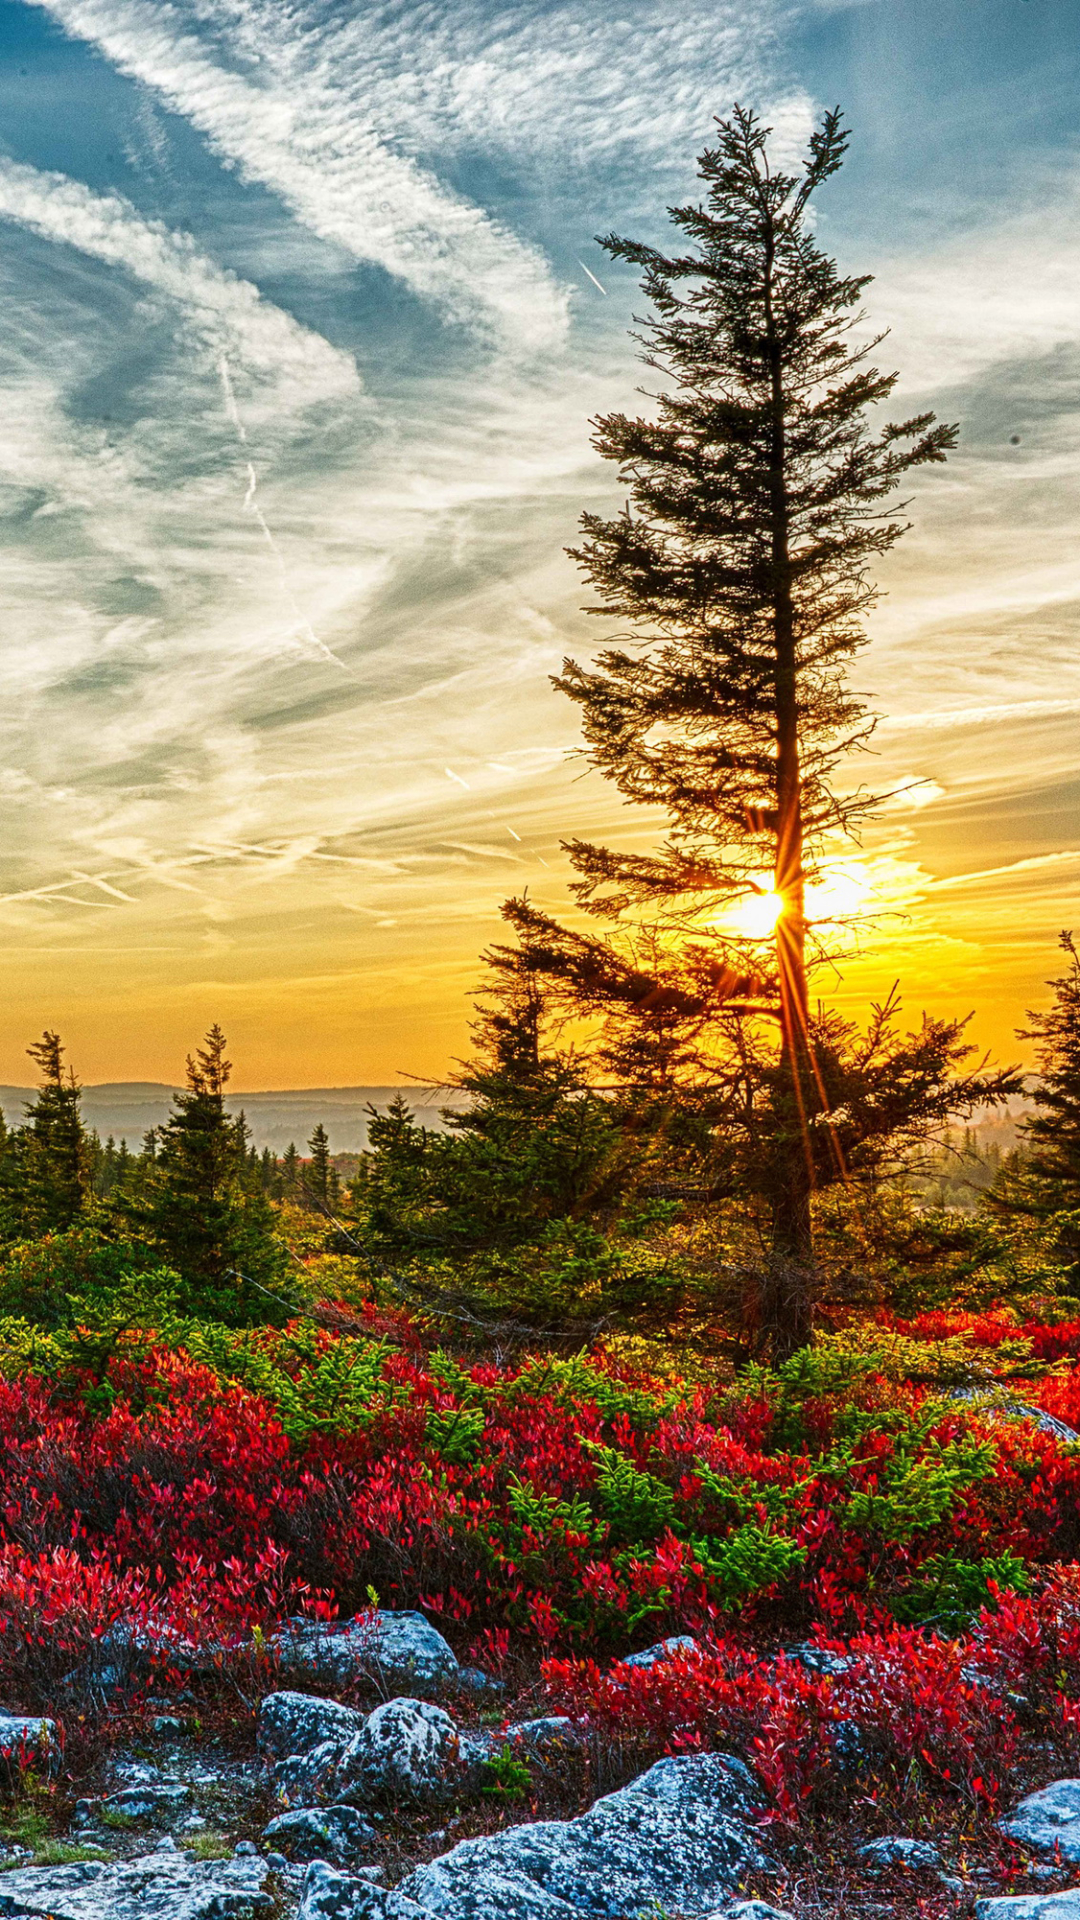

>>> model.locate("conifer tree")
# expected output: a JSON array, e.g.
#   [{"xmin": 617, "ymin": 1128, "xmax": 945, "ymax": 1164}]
[
  {"xmin": 119, "ymin": 1025, "xmax": 288, "ymax": 1321},
  {"xmin": 994, "ymin": 932, "xmax": 1080, "ymax": 1279},
  {"xmin": 0, "ymin": 1032, "xmax": 91, "ymax": 1237},
  {"xmin": 307, "ymin": 1123, "xmax": 332, "ymax": 1207},
  {"xmin": 524, "ymin": 107, "xmax": 966, "ymax": 1348}
]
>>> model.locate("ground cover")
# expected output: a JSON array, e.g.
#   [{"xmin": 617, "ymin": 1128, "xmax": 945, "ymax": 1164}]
[{"xmin": 2, "ymin": 1303, "xmax": 1080, "ymax": 1916}]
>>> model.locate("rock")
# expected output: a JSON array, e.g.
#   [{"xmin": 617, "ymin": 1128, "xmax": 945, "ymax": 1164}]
[
  {"xmin": 457, "ymin": 1717, "xmax": 583, "ymax": 1783},
  {"xmin": 101, "ymin": 1784, "xmax": 192, "ymax": 1824},
  {"xmin": 0, "ymin": 1715, "xmax": 57, "ymax": 1760},
  {"xmin": 975, "ymin": 1897, "xmax": 1080, "ymax": 1919},
  {"xmin": 1002, "ymin": 1781, "xmax": 1080, "ymax": 1861},
  {"xmin": 501, "ymin": 1718, "xmax": 582, "ymax": 1755},
  {"xmin": 262, "ymin": 1805, "xmax": 376, "ymax": 1867},
  {"xmin": 400, "ymin": 1751, "xmax": 766, "ymax": 1920},
  {"xmin": 707, "ymin": 1905, "xmax": 796, "ymax": 1920},
  {"xmin": 787, "ymin": 1644, "xmax": 852, "ymax": 1677},
  {"xmin": 857, "ymin": 1836, "xmax": 943, "ymax": 1869},
  {"xmin": 296, "ymin": 1861, "xmax": 430, "ymax": 1920},
  {"xmin": 456, "ymin": 1668, "xmax": 502, "ymax": 1695},
  {"xmin": 272, "ymin": 1612, "xmax": 459, "ymax": 1694},
  {"xmin": 620, "ymin": 1635, "xmax": 699, "ymax": 1669},
  {"xmin": 0, "ymin": 1843, "xmax": 272, "ymax": 1918},
  {"xmin": 274, "ymin": 1740, "xmax": 348, "ymax": 1808},
  {"xmin": 258, "ymin": 1692, "xmax": 365, "ymax": 1760},
  {"xmin": 950, "ymin": 1388, "xmax": 1079, "ymax": 1444},
  {"xmin": 335, "ymin": 1699, "xmax": 460, "ymax": 1807}
]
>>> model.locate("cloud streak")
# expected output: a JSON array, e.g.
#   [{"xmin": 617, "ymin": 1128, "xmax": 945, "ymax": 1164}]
[
  {"xmin": 0, "ymin": 156, "xmax": 360, "ymax": 405},
  {"xmin": 28, "ymin": 0, "xmax": 571, "ymax": 349}
]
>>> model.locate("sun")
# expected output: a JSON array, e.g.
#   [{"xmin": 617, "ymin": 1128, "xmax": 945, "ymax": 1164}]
[
  {"xmin": 723, "ymin": 862, "xmax": 873, "ymax": 942},
  {"xmin": 730, "ymin": 886, "xmax": 785, "ymax": 939}
]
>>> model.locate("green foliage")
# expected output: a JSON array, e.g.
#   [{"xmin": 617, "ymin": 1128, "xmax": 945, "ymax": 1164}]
[
  {"xmin": 894, "ymin": 1550, "xmax": 1031, "ymax": 1632},
  {"xmin": 842, "ymin": 1432, "xmax": 998, "ymax": 1542},
  {"xmin": 589, "ymin": 1445, "xmax": 675, "ymax": 1540},
  {"xmin": 0, "ymin": 1228, "xmax": 179, "ymax": 1332},
  {"xmin": 480, "ymin": 1746, "xmax": 532, "ymax": 1802},
  {"xmin": 689, "ymin": 1522, "xmax": 807, "ymax": 1601},
  {"xmin": 424, "ymin": 1404, "xmax": 486, "ymax": 1464}
]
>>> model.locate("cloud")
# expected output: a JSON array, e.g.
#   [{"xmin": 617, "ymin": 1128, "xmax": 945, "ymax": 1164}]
[
  {"xmin": 0, "ymin": 156, "xmax": 360, "ymax": 408},
  {"xmin": 28, "ymin": 0, "xmax": 572, "ymax": 350}
]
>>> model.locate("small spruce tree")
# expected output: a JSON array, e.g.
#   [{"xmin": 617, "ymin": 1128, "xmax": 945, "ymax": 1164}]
[
  {"xmin": 0, "ymin": 1032, "xmax": 91, "ymax": 1238},
  {"xmin": 119, "ymin": 1025, "xmax": 289, "ymax": 1322}
]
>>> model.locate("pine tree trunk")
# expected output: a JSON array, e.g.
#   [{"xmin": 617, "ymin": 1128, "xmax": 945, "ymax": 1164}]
[{"xmin": 764, "ymin": 220, "xmax": 816, "ymax": 1358}]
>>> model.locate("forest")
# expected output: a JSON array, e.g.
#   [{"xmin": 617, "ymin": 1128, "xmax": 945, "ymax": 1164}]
[{"xmin": 0, "ymin": 104, "xmax": 1077, "ymax": 1920}]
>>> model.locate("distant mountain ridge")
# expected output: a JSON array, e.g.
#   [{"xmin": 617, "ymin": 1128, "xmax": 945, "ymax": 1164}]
[{"xmin": 0, "ymin": 1084, "xmax": 457, "ymax": 1155}]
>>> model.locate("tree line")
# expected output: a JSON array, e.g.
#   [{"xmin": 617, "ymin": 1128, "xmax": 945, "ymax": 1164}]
[{"xmin": 0, "ymin": 106, "xmax": 1076, "ymax": 1357}]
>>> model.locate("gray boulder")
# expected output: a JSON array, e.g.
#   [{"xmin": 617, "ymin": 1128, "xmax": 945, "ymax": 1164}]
[
  {"xmin": 258, "ymin": 1692, "xmax": 365, "ymax": 1760},
  {"xmin": 400, "ymin": 1751, "xmax": 766, "ymax": 1920},
  {"xmin": 950, "ymin": 1388, "xmax": 1079, "ymax": 1444},
  {"xmin": 857, "ymin": 1836, "xmax": 943, "ymax": 1869},
  {"xmin": 296, "ymin": 1862, "xmax": 430, "ymax": 1920},
  {"xmin": 0, "ymin": 1838, "xmax": 271, "ymax": 1918},
  {"xmin": 274, "ymin": 1739, "xmax": 348, "ymax": 1808},
  {"xmin": 100, "ymin": 1784, "xmax": 192, "ymax": 1824},
  {"xmin": 272, "ymin": 1612, "xmax": 459, "ymax": 1694},
  {"xmin": 787, "ymin": 1644, "xmax": 852, "ymax": 1677},
  {"xmin": 335, "ymin": 1698, "xmax": 459, "ymax": 1807},
  {"xmin": 976, "ymin": 1898, "xmax": 1080, "ymax": 1919},
  {"xmin": 261, "ymin": 1804, "xmax": 375, "ymax": 1867},
  {"xmin": 620, "ymin": 1635, "xmax": 699, "ymax": 1669},
  {"xmin": 707, "ymin": 1905, "xmax": 796, "ymax": 1920},
  {"xmin": 0, "ymin": 1715, "xmax": 58, "ymax": 1770},
  {"xmin": 1002, "ymin": 1781, "xmax": 1080, "ymax": 1861}
]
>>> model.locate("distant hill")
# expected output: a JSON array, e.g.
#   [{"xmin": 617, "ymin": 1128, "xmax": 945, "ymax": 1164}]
[{"xmin": 0, "ymin": 1083, "xmax": 460, "ymax": 1155}]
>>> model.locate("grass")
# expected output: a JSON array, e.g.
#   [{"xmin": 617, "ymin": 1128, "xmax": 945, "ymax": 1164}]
[
  {"xmin": 0, "ymin": 1841, "xmax": 110, "ymax": 1870},
  {"xmin": 182, "ymin": 1830, "xmax": 232, "ymax": 1861}
]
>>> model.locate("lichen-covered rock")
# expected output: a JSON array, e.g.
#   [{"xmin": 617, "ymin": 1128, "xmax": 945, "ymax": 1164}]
[
  {"xmin": 261, "ymin": 1803, "xmax": 375, "ymax": 1866},
  {"xmin": 787, "ymin": 1644, "xmax": 852, "ymax": 1677},
  {"xmin": 400, "ymin": 1751, "xmax": 766, "ymax": 1920},
  {"xmin": 258, "ymin": 1692, "xmax": 365, "ymax": 1760},
  {"xmin": 0, "ymin": 1714, "xmax": 58, "ymax": 1769},
  {"xmin": 0, "ymin": 1838, "xmax": 271, "ymax": 1918},
  {"xmin": 950, "ymin": 1388, "xmax": 1079, "ymax": 1444},
  {"xmin": 707, "ymin": 1904, "xmax": 796, "ymax": 1920},
  {"xmin": 621, "ymin": 1636, "xmax": 698, "ymax": 1669},
  {"xmin": 458, "ymin": 1717, "xmax": 583, "ymax": 1782},
  {"xmin": 975, "ymin": 1897, "xmax": 1080, "ymax": 1920},
  {"xmin": 274, "ymin": 1739, "xmax": 348, "ymax": 1808},
  {"xmin": 272, "ymin": 1612, "xmax": 459, "ymax": 1694},
  {"xmin": 100, "ymin": 1783, "xmax": 192, "ymax": 1824},
  {"xmin": 335, "ymin": 1698, "xmax": 459, "ymax": 1807},
  {"xmin": 296, "ymin": 1861, "xmax": 430, "ymax": 1920},
  {"xmin": 502, "ymin": 1718, "xmax": 582, "ymax": 1755},
  {"xmin": 857, "ymin": 1836, "xmax": 943, "ymax": 1869},
  {"xmin": 1001, "ymin": 1781, "xmax": 1080, "ymax": 1860}
]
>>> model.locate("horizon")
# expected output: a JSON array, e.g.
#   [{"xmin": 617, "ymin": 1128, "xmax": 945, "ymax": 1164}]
[{"xmin": 0, "ymin": 0, "xmax": 1078, "ymax": 1081}]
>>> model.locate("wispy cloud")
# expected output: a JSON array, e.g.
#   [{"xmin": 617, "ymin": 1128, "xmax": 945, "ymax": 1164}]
[
  {"xmin": 28, "ymin": 0, "xmax": 572, "ymax": 349},
  {"xmin": 0, "ymin": 156, "xmax": 360, "ymax": 407}
]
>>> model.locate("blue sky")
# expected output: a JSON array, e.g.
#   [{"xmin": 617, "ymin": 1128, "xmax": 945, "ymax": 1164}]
[{"xmin": 0, "ymin": 0, "xmax": 1077, "ymax": 1084}]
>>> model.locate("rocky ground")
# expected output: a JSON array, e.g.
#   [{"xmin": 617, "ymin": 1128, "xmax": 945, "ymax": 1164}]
[{"xmin": 2, "ymin": 1611, "xmax": 1080, "ymax": 1920}]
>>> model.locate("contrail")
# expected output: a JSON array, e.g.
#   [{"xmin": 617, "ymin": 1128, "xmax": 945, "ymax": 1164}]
[
  {"xmin": 577, "ymin": 260, "xmax": 607, "ymax": 295},
  {"xmin": 218, "ymin": 355, "xmax": 247, "ymax": 442},
  {"xmin": 219, "ymin": 354, "xmax": 349, "ymax": 672}
]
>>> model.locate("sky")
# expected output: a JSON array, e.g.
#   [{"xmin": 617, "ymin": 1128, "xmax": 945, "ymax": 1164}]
[{"xmin": 0, "ymin": 0, "xmax": 1077, "ymax": 1089}]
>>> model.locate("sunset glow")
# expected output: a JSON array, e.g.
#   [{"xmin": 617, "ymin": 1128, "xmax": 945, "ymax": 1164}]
[{"xmin": 0, "ymin": 0, "xmax": 1075, "ymax": 1083}]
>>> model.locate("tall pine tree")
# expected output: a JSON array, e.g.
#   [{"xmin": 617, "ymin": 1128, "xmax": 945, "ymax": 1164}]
[{"xmin": 525, "ymin": 108, "xmax": 979, "ymax": 1348}]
